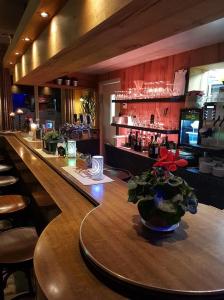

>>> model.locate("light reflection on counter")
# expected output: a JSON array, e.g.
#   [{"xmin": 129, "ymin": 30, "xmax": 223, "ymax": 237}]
[
  {"xmin": 90, "ymin": 184, "xmax": 104, "ymax": 203},
  {"xmin": 68, "ymin": 158, "xmax": 76, "ymax": 167},
  {"xmin": 19, "ymin": 148, "xmax": 24, "ymax": 158}
]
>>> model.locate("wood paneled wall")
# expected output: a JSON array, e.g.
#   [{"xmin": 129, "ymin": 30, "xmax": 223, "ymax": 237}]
[{"xmin": 98, "ymin": 42, "xmax": 224, "ymax": 89}]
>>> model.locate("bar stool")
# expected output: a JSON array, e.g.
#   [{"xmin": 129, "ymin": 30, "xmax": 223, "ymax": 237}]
[
  {"xmin": 0, "ymin": 227, "xmax": 38, "ymax": 299},
  {"xmin": 0, "ymin": 195, "xmax": 28, "ymax": 229},
  {"xmin": 0, "ymin": 176, "xmax": 18, "ymax": 187},
  {"xmin": 0, "ymin": 164, "xmax": 13, "ymax": 173}
]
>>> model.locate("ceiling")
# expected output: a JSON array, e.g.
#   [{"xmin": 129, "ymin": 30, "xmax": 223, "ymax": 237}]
[
  {"xmin": 79, "ymin": 17, "xmax": 224, "ymax": 74},
  {"xmin": 0, "ymin": 0, "xmax": 28, "ymax": 57}
]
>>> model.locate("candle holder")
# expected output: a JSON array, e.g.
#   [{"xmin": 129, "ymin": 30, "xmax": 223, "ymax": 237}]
[
  {"xmin": 67, "ymin": 140, "xmax": 76, "ymax": 158},
  {"xmin": 9, "ymin": 112, "xmax": 15, "ymax": 131},
  {"xmin": 16, "ymin": 108, "xmax": 23, "ymax": 131},
  {"xmin": 91, "ymin": 155, "xmax": 104, "ymax": 180}
]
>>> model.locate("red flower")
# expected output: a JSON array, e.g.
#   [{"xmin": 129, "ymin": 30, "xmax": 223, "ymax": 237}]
[{"xmin": 153, "ymin": 148, "xmax": 188, "ymax": 171}]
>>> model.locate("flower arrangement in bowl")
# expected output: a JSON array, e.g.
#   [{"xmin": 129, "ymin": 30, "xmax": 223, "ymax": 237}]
[{"xmin": 128, "ymin": 148, "xmax": 198, "ymax": 232}]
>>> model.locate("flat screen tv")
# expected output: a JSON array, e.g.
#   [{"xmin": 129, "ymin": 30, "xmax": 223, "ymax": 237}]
[{"xmin": 45, "ymin": 120, "xmax": 55, "ymax": 130}]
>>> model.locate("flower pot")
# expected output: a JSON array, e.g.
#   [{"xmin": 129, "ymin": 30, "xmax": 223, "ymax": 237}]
[
  {"xmin": 141, "ymin": 217, "xmax": 179, "ymax": 232},
  {"xmin": 43, "ymin": 140, "xmax": 59, "ymax": 154},
  {"xmin": 137, "ymin": 196, "xmax": 182, "ymax": 232}
]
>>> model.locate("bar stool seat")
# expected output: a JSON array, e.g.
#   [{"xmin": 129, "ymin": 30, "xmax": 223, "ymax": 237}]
[
  {"xmin": 0, "ymin": 227, "xmax": 38, "ymax": 298},
  {"xmin": 0, "ymin": 165, "xmax": 12, "ymax": 173},
  {"xmin": 0, "ymin": 155, "xmax": 6, "ymax": 162},
  {"xmin": 0, "ymin": 195, "xmax": 27, "ymax": 215},
  {"xmin": 0, "ymin": 176, "xmax": 18, "ymax": 187},
  {"xmin": 0, "ymin": 227, "xmax": 38, "ymax": 264}
]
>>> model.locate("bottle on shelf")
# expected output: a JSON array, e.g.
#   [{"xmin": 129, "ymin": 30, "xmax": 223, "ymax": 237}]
[
  {"xmin": 148, "ymin": 135, "xmax": 154, "ymax": 157},
  {"xmin": 165, "ymin": 135, "xmax": 169, "ymax": 149},
  {"xmin": 128, "ymin": 130, "xmax": 132, "ymax": 148},
  {"xmin": 141, "ymin": 133, "xmax": 147, "ymax": 151},
  {"xmin": 148, "ymin": 134, "xmax": 159, "ymax": 158},
  {"xmin": 160, "ymin": 135, "xmax": 170, "ymax": 149},
  {"xmin": 154, "ymin": 134, "xmax": 160, "ymax": 158},
  {"xmin": 137, "ymin": 132, "xmax": 142, "ymax": 152},
  {"xmin": 134, "ymin": 131, "xmax": 139, "ymax": 151},
  {"xmin": 150, "ymin": 114, "xmax": 155, "ymax": 126}
]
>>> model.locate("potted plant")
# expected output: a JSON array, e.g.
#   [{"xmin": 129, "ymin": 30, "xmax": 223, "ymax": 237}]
[
  {"xmin": 43, "ymin": 131, "xmax": 60, "ymax": 154},
  {"xmin": 80, "ymin": 90, "xmax": 96, "ymax": 127},
  {"xmin": 128, "ymin": 148, "xmax": 198, "ymax": 231}
]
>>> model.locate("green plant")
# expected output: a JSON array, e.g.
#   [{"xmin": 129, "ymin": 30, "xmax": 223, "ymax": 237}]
[
  {"xmin": 43, "ymin": 131, "xmax": 60, "ymax": 141},
  {"xmin": 81, "ymin": 90, "xmax": 96, "ymax": 122}
]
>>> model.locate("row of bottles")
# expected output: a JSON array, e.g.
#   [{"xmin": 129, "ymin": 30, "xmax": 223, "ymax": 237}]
[{"xmin": 127, "ymin": 130, "xmax": 171, "ymax": 158}]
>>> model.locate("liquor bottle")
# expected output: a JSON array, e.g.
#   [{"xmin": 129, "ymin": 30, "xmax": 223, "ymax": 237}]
[
  {"xmin": 148, "ymin": 136, "xmax": 154, "ymax": 157},
  {"xmin": 154, "ymin": 134, "xmax": 159, "ymax": 158},
  {"xmin": 142, "ymin": 134, "xmax": 147, "ymax": 151},
  {"xmin": 134, "ymin": 131, "xmax": 139, "ymax": 151},
  {"xmin": 161, "ymin": 136, "xmax": 166, "ymax": 147},
  {"xmin": 128, "ymin": 130, "xmax": 132, "ymax": 148},
  {"xmin": 150, "ymin": 114, "xmax": 155, "ymax": 125},
  {"xmin": 149, "ymin": 135, "xmax": 159, "ymax": 158},
  {"xmin": 165, "ymin": 135, "xmax": 169, "ymax": 149},
  {"xmin": 138, "ymin": 133, "xmax": 142, "ymax": 152}
]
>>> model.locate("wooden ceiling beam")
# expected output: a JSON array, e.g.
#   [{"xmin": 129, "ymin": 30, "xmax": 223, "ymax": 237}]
[
  {"xmin": 3, "ymin": 0, "xmax": 67, "ymax": 68},
  {"xmin": 11, "ymin": 0, "xmax": 224, "ymax": 85}
]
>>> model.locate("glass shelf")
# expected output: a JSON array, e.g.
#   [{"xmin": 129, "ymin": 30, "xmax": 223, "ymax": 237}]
[
  {"xmin": 111, "ymin": 123, "xmax": 179, "ymax": 134},
  {"xmin": 112, "ymin": 95, "xmax": 185, "ymax": 103}
]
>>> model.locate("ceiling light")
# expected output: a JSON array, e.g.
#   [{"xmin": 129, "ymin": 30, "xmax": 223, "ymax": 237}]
[
  {"xmin": 9, "ymin": 62, "xmax": 13, "ymax": 65},
  {"xmin": 15, "ymin": 52, "xmax": 20, "ymax": 55},
  {"xmin": 40, "ymin": 11, "xmax": 49, "ymax": 18},
  {"xmin": 23, "ymin": 37, "xmax": 31, "ymax": 42}
]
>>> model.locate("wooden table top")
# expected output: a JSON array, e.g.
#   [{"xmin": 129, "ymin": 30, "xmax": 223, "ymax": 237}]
[
  {"xmin": 80, "ymin": 203, "xmax": 224, "ymax": 298},
  {"xmin": 3, "ymin": 132, "xmax": 224, "ymax": 299}
]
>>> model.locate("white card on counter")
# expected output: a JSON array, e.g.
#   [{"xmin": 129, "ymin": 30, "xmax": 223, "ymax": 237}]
[{"xmin": 62, "ymin": 166, "xmax": 114, "ymax": 185}]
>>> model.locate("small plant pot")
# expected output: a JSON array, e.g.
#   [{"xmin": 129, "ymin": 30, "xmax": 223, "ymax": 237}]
[
  {"xmin": 43, "ymin": 140, "xmax": 59, "ymax": 154},
  {"xmin": 65, "ymin": 79, "xmax": 71, "ymax": 86},
  {"xmin": 57, "ymin": 78, "xmax": 63, "ymax": 85}
]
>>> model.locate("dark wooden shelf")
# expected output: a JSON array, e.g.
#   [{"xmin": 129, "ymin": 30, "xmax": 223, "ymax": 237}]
[
  {"xmin": 112, "ymin": 95, "xmax": 185, "ymax": 103},
  {"xmin": 111, "ymin": 123, "xmax": 179, "ymax": 134}
]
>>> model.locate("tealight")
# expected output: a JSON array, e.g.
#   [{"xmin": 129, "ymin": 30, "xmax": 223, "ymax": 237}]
[
  {"xmin": 91, "ymin": 155, "xmax": 104, "ymax": 180},
  {"xmin": 67, "ymin": 140, "xmax": 76, "ymax": 158}
]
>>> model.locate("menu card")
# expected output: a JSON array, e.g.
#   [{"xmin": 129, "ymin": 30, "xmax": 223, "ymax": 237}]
[{"xmin": 62, "ymin": 166, "xmax": 114, "ymax": 185}]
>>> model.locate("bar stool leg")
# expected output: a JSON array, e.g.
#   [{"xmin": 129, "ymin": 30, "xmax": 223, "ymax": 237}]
[
  {"xmin": 0, "ymin": 267, "xmax": 4, "ymax": 300},
  {"xmin": 24, "ymin": 267, "xmax": 35, "ymax": 296}
]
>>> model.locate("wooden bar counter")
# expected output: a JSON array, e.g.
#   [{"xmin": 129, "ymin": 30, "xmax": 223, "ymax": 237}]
[
  {"xmin": 2, "ymin": 132, "xmax": 224, "ymax": 300},
  {"xmin": 0, "ymin": 132, "xmax": 125, "ymax": 300}
]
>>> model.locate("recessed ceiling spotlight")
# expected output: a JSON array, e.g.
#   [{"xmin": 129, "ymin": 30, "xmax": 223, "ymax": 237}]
[
  {"xmin": 23, "ymin": 37, "xmax": 31, "ymax": 42},
  {"xmin": 9, "ymin": 62, "xmax": 13, "ymax": 65},
  {"xmin": 15, "ymin": 52, "xmax": 20, "ymax": 55},
  {"xmin": 40, "ymin": 11, "xmax": 49, "ymax": 18}
]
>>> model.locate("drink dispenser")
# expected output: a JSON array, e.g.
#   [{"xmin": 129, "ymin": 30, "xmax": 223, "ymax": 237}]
[
  {"xmin": 200, "ymin": 102, "xmax": 224, "ymax": 147},
  {"xmin": 179, "ymin": 109, "xmax": 202, "ymax": 146}
]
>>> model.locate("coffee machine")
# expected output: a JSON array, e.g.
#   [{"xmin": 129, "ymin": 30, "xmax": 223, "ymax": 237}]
[{"xmin": 200, "ymin": 102, "xmax": 224, "ymax": 147}]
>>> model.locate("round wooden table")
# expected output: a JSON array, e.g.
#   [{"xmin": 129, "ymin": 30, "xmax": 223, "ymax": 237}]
[{"xmin": 80, "ymin": 204, "xmax": 224, "ymax": 299}]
